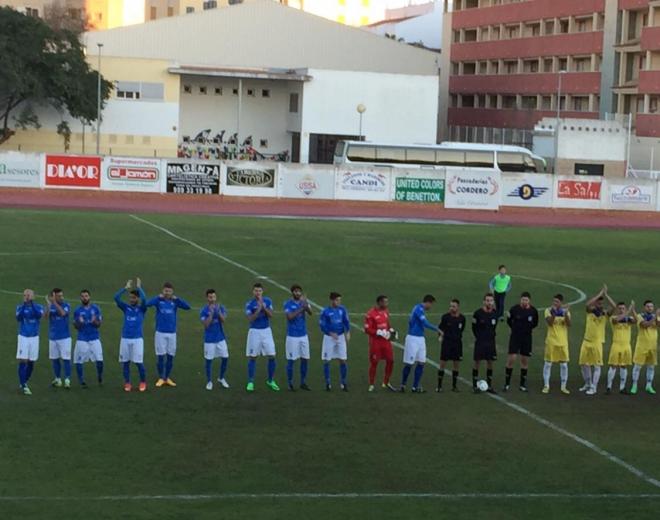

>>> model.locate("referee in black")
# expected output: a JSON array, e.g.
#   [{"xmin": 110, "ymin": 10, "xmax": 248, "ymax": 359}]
[
  {"xmin": 472, "ymin": 293, "xmax": 498, "ymax": 393},
  {"xmin": 437, "ymin": 299, "xmax": 466, "ymax": 392},
  {"xmin": 504, "ymin": 291, "xmax": 539, "ymax": 392}
]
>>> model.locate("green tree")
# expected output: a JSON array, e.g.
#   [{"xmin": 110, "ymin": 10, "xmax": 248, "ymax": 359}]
[{"xmin": 0, "ymin": 6, "xmax": 112, "ymax": 145}]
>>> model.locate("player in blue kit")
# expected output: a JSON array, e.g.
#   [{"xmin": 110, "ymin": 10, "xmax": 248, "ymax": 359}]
[
  {"xmin": 45, "ymin": 288, "xmax": 72, "ymax": 389},
  {"xmin": 201, "ymin": 289, "xmax": 230, "ymax": 391},
  {"xmin": 245, "ymin": 283, "xmax": 279, "ymax": 392},
  {"xmin": 146, "ymin": 282, "xmax": 191, "ymax": 388},
  {"xmin": 16, "ymin": 289, "xmax": 44, "ymax": 395},
  {"xmin": 319, "ymin": 292, "xmax": 351, "ymax": 391},
  {"xmin": 115, "ymin": 278, "xmax": 149, "ymax": 392},
  {"xmin": 73, "ymin": 290, "xmax": 104, "ymax": 388},
  {"xmin": 401, "ymin": 295, "xmax": 438, "ymax": 393},
  {"xmin": 284, "ymin": 284, "xmax": 313, "ymax": 391}
]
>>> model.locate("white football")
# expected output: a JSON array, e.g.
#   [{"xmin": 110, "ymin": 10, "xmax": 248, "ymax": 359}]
[{"xmin": 476, "ymin": 379, "xmax": 489, "ymax": 392}]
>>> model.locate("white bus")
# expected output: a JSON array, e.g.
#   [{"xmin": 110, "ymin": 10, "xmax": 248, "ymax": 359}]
[{"xmin": 333, "ymin": 141, "xmax": 547, "ymax": 173}]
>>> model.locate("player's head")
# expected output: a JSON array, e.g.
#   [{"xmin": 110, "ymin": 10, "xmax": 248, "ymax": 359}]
[
  {"xmin": 376, "ymin": 295, "xmax": 388, "ymax": 310},
  {"xmin": 483, "ymin": 292, "xmax": 495, "ymax": 309},
  {"xmin": 253, "ymin": 283, "xmax": 264, "ymax": 299},
  {"xmin": 206, "ymin": 289, "xmax": 217, "ymax": 304},
  {"xmin": 498, "ymin": 264, "xmax": 506, "ymax": 274},
  {"xmin": 80, "ymin": 289, "xmax": 91, "ymax": 305},
  {"xmin": 329, "ymin": 292, "xmax": 342, "ymax": 307},
  {"xmin": 520, "ymin": 291, "xmax": 531, "ymax": 307},
  {"xmin": 594, "ymin": 296, "xmax": 604, "ymax": 310},
  {"xmin": 162, "ymin": 282, "xmax": 174, "ymax": 299},
  {"xmin": 23, "ymin": 288, "xmax": 34, "ymax": 302},
  {"xmin": 643, "ymin": 300, "xmax": 654, "ymax": 312},
  {"xmin": 129, "ymin": 289, "xmax": 140, "ymax": 305},
  {"xmin": 617, "ymin": 302, "xmax": 627, "ymax": 314},
  {"xmin": 422, "ymin": 294, "xmax": 436, "ymax": 310},
  {"xmin": 449, "ymin": 298, "xmax": 460, "ymax": 314},
  {"xmin": 51, "ymin": 288, "xmax": 64, "ymax": 303},
  {"xmin": 552, "ymin": 294, "xmax": 564, "ymax": 308},
  {"xmin": 290, "ymin": 284, "xmax": 303, "ymax": 300}
]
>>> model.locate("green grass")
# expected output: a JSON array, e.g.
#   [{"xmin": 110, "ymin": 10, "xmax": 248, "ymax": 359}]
[{"xmin": 1, "ymin": 208, "xmax": 660, "ymax": 519}]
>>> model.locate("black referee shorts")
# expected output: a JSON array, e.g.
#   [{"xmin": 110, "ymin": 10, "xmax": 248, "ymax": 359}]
[
  {"xmin": 474, "ymin": 341, "xmax": 497, "ymax": 362},
  {"xmin": 441, "ymin": 341, "xmax": 463, "ymax": 362},
  {"xmin": 508, "ymin": 336, "xmax": 533, "ymax": 357}
]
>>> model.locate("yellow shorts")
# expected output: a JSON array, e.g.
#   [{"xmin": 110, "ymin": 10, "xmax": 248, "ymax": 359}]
[
  {"xmin": 579, "ymin": 340, "xmax": 603, "ymax": 366},
  {"xmin": 633, "ymin": 346, "xmax": 658, "ymax": 366},
  {"xmin": 608, "ymin": 343, "xmax": 632, "ymax": 366},
  {"xmin": 545, "ymin": 343, "xmax": 569, "ymax": 363}
]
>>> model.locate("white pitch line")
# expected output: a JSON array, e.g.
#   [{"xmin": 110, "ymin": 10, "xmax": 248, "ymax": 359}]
[
  {"xmin": 1, "ymin": 492, "xmax": 660, "ymax": 502},
  {"xmin": 130, "ymin": 214, "xmax": 660, "ymax": 491},
  {"xmin": 0, "ymin": 251, "xmax": 79, "ymax": 257}
]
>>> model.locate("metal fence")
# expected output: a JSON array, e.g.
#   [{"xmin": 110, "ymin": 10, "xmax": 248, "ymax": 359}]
[{"xmin": 446, "ymin": 126, "xmax": 534, "ymax": 149}]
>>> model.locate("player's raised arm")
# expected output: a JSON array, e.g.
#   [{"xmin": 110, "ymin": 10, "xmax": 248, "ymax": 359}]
[
  {"xmin": 137, "ymin": 286, "xmax": 148, "ymax": 312},
  {"xmin": 262, "ymin": 298, "xmax": 274, "ymax": 319},
  {"xmin": 585, "ymin": 287, "xmax": 605, "ymax": 310},
  {"xmin": 114, "ymin": 287, "xmax": 129, "ymax": 310}
]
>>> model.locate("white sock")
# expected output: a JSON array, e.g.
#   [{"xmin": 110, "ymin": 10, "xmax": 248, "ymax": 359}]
[
  {"xmin": 607, "ymin": 367, "xmax": 616, "ymax": 389},
  {"xmin": 619, "ymin": 367, "xmax": 628, "ymax": 390},
  {"xmin": 560, "ymin": 363, "xmax": 568, "ymax": 387},
  {"xmin": 581, "ymin": 365, "xmax": 592, "ymax": 385},
  {"xmin": 592, "ymin": 366, "xmax": 601, "ymax": 388},
  {"xmin": 632, "ymin": 364, "xmax": 642, "ymax": 384},
  {"xmin": 543, "ymin": 362, "xmax": 552, "ymax": 387},
  {"xmin": 647, "ymin": 366, "xmax": 655, "ymax": 386}
]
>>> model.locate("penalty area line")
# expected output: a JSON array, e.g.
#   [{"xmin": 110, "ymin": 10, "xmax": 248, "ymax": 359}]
[{"xmin": 129, "ymin": 214, "xmax": 660, "ymax": 491}]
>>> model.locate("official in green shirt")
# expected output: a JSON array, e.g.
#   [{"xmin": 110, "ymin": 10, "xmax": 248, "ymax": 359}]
[{"xmin": 489, "ymin": 265, "xmax": 511, "ymax": 321}]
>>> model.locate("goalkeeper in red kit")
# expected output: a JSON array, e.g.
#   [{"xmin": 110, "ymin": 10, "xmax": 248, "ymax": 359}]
[{"xmin": 364, "ymin": 295, "xmax": 397, "ymax": 392}]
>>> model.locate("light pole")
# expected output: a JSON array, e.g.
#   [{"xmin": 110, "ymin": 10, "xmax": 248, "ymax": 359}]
[
  {"xmin": 96, "ymin": 43, "xmax": 103, "ymax": 155},
  {"xmin": 553, "ymin": 70, "xmax": 566, "ymax": 174},
  {"xmin": 357, "ymin": 103, "xmax": 366, "ymax": 141}
]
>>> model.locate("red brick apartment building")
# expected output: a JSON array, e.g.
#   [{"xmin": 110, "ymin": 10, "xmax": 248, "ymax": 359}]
[{"xmin": 440, "ymin": 0, "xmax": 660, "ymax": 139}]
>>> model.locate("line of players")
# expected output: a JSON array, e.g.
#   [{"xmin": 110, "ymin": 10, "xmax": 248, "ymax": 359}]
[{"xmin": 14, "ymin": 280, "xmax": 660, "ymax": 396}]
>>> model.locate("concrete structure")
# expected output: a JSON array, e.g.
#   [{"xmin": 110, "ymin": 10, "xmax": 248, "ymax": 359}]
[
  {"xmin": 1, "ymin": 0, "xmax": 441, "ymax": 162},
  {"xmin": 367, "ymin": 0, "xmax": 443, "ymax": 50},
  {"xmin": 440, "ymin": 0, "xmax": 660, "ymax": 142},
  {"xmin": 1, "ymin": 0, "xmax": 84, "ymax": 19}
]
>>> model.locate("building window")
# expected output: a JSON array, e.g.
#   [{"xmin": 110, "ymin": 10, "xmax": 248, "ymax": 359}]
[
  {"xmin": 25, "ymin": 7, "xmax": 39, "ymax": 17},
  {"xmin": 260, "ymin": 139, "xmax": 268, "ymax": 148},
  {"xmin": 559, "ymin": 18, "xmax": 569, "ymax": 34},
  {"xmin": 150, "ymin": 6, "xmax": 157, "ymax": 19},
  {"xmin": 521, "ymin": 96, "xmax": 537, "ymax": 109},
  {"xmin": 247, "ymin": 89, "xmax": 255, "ymax": 97},
  {"xmin": 289, "ymin": 92, "xmax": 299, "ymax": 113},
  {"xmin": 116, "ymin": 81, "xmax": 164, "ymax": 101},
  {"xmin": 650, "ymin": 96, "xmax": 659, "ymax": 113},
  {"xmin": 573, "ymin": 96, "xmax": 589, "ymax": 112},
  {"xmin": 199, "ymin": 86, "xmax": 207, "ymax": 95},
  {"xmin": 490, "ymin": 60, "xmax": 499, "ymax": 74},
  {"xmin": 167, "ymin": 7, "xmax": 174, "ymax": 16},
  {"xmin": 504, "ymin": 60, "xmax": 518, "ymax": 74},
  {"xmin": 541, "ymin": 96, "xmax": 552, "ymax": 109},
  {"xmin": 214, "ymin": 87, "xmax": 223, "ymax": 95},
  {"xmin": 232, "ymin": 88, "xmax": 239, "ymax": 95},
  {"xmin": 502, "ymin": 95, "xmax": 517, "ymax": 109},
  {"xmin": 523, "ymin": 59, "xmax": 539, "ymax": 73},
  {"xmin": 543, "ymin": 58, "xmax": 554, "ymax": 73},
  {"xmin": 544, "ymin": 19, "xmax": 555, "ymax": 35},
  {"xmin": 116, "ymin": 81, "xmax": 141, "ymax": 100},
  {"xmin": 461, "ymin": 95, "xmax": 475, "ymax": 108},
  {"xmin": 262, "ymin": 89, "xmax": 271, "ymax": 98},
  {"xmin": 183, "ymin": 84, "xmax": 192, "ymax": 94},
  {"xmin": 186, "ymin": 7, "xmax": 195, "ymax": 13},
  {"xmin": 463, "ymin": 62, "xmax": 476, "ymax": 75},
  {"xmin": 573, "ymin": 57, "xmax": 591, "ymax": 72},
  {"xmin": 479, "ymin": 61, "xmax": 488, "ymax": 74},
  {"xmin": 558, "ymin": 57, "xmax": 568, "ymax": 71},
  {"xmin": 464, "ymin": 29, "xmax": 477, "ymax": 42}
]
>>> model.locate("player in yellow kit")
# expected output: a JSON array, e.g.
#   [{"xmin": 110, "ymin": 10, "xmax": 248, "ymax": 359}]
[
  {"xmin": 630, "ymin": 300, "xmax": 660, "ymax": 395},
  {"xmin": 542, "ymin": 294, "xmax": 571, "ymax": 394},
  {"xmin": 606, "ymin": 301, "xmax": 636, "ymax": 395},
  {"xmin": 578, "ymin": 286, "xmax": 614, "ymax": 396}
]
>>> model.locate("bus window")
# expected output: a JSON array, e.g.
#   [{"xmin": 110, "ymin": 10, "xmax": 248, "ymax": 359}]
[
  {"xmin": 465, "ymin": 151, "xmax": 494, "ymax": 168},
  {"xmin": 346, "ymin": 145, "xmax": 376, "ymax": 162},
  {"xmin": 524, "ymin": 155, "xmax": 540, "ymax": 172},
  {"xmin": 497, "ymin": 152, "xmax": 526, "ymax": 172},
  {"xmin": 334, "ymin": 141, "xmax": 347, "ymax": 160},
  {"xmin": 435, "ymin": 150, "xmax": 465, "ymax": 166},
  {"xmin": 376, "ymin": 147, "xmax": 406, "ymax": 163},
  {"xmin": 406, "ymin": 148, "xmax": 436, "ymax": 165}
]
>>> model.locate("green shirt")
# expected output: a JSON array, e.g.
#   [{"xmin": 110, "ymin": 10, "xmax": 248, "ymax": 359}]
[{"xmin": 491, "ymin": 274, "xmax": 511, "ymax": 293}]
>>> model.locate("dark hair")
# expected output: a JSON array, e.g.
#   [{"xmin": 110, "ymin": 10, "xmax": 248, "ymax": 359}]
[
  {"xmin": 617, "ymin": 301, "xmax": 626, "ymax": 307},
  {"xmin": 498, "ymin": 264, "xmax": 506, "ymax": 270},
  {"xmin": 521, "ymin": 291, "xmax": 531, "ymax": 298},
  {"xmin": 290, "ymin": 284, "xmax": 302, "ymax": 293},
  {"xmin": 596, "ymin": 296, "xmax": 604, "ymax": 302},
  {"xmin": 253, "ymin": 283, "xmax": 264, "ymax": 289},
  {"xmin": 376, "ymin": 295, "xmax": 388, "ymax": 304},
  {"xmin": 423, "ymin": 294, "xmax": 436, "ymax": 303},
  {"xmin": 130, "ymin": 290, "xmax": 139, "ymax": 297},
  {"xmin": 206, "ymin": 289, "xmax": 216, "ymax": 296},
  {"xmin": 163, "ymin": 282, "xmax": 174, "ymax": 289},
  {"xmin": 450, "ymin": 298, "xmax": 460, "ymax": 305},
  {"xmin": 52, "ymin": 288, "xmax": 63, "ymax": 294},
  {"xmin": 329, "ymin": 292, "xmax": 342, "ymax": 300},
  {"xmin": 554, "ymin": 294, "xmax": 564, "ymax": 302},
  {"xmin": 484, "ymin": 292, "xmax": 494, "ymax": 299},
  {"xmin": 80, "ymin": 289, "xmax": 90, "ymax": 295},
  {"xmin": 643, "ymin": 299, "xmax": 653, "ymax": 306}
]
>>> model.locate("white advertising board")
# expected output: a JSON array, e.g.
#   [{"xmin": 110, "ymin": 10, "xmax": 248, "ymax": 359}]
[
  {"xmin": 605, "ymin": 180, "xmax": 657, "ymax": 212},
  {"xmin": 444, "ymin": 169, "xmax": 501, "ymax": 210},
  {"xmin": 501, "ymin": 173, "xmax": 553, "ymax": 208},
  {"xmin": 0, "ymin": 152, "xmax": 41, "ymax": 188},
  {"xmin": 279, "ymin": 166, "xmax": 335, "ymax": 200},
  {"xmin": 101, "ymin": 156, "xmax": 164, "ymax": 192},
  {"xmin": 335, "ymin": 168, "xmax": 392, "ymax": 202}
]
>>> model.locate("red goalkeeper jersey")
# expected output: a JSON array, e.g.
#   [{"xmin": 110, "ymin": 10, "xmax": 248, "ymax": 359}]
[{"xmin": 364, "ymin": 307, "xmax": 392, "ymax": 347}]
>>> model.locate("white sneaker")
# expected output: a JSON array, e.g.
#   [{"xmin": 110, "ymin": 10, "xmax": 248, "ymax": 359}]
[
  {"xmin": 368, "ymin": 384, "xmax": 375, "ymax": 392},
  {"xmin": 205, "ymin": 382, "xmax": 213, "ymax": 391},
  {"xmin": 586, "ymin": 386, "xmax": 597, "ymax": 396},
  {"xmin": 578, "ymin": 384, "xmax": 590, "ymax": 392},
  {"xmin": 218, "ymin": 378, "xmax": 230, "ymax": 389}
]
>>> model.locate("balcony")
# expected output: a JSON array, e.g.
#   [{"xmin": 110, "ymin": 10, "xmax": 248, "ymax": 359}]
[
  {"xmin": 447, "ymin": 107, "xmax": 598, "ymax": 130},
  {"xmin": 639, "ymin": 70, "xmax": 660, "ymax": 94},
  {"xmin": 451, "ymin": 32, "xmax": 603, "ymax": 61},
  {"xmin": 449, "ymin": 72, "xmax": 601, "ymax": 95},
  {"xmin": 641, "ymin": 26, "xmax": 660, "ymax": 51}
]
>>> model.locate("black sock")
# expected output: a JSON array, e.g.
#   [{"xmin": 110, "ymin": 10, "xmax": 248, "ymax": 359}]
[
  {"xmin": 486, "ymin": 368, "xmax": 493, "ymax": 388},
  {"xmin": 437, "ymin": 369, "xmax": 444, "ymax": 389},
  {"xmin": 452, "ymin": 370, "xmax": 459, "ymax": 389},
  {"xmin": 505, "ymin": 367, "xmax": 513, "ymax": 386},
  {"xmin": 520, "ymin": 368, "xmax": 528, "ymax": 387},
  {"xmin": 472, "ymin": 368, "xmax": 478, "ymax": 388}
]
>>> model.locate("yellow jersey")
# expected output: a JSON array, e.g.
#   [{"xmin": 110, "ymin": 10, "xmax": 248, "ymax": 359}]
[
  {"xmin": 610, "ymin": 317, "xmax": 633, "ymax": 346},
  {"xmin": 636, "ymin": 314, "xmax": 658, "ymax": 350},
  {"xmin": 583, "ymin": 310, "xmax": 607, "ymax": 344},
  {"xmin": 545, "ymin": 308, "xmax": 570, "ymax": 346}
]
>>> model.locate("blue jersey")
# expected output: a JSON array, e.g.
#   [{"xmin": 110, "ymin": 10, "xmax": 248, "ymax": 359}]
[
  {"xmin": 114, "ymin": 288, "xmax": 148, "ymax": 339},
  {"xmin": 146, "ymin": 296, "xmax": 191, "ymax": 333},
  {"xmin": 245, "ymin": 297, "xmax": 273, "ymax": 330},
  {"xmin": 319, "ymin": 305, "xmax": 350, "ymax": 335},
  {"xmin": 407, "ymin": 303, "xmax": 437, "ymax": 337},
  {"xmin": 200, "ymin": 304, "xmax": 227, "ymax": 343},
  {"xmin": 74, "ymin": 304, "xmax": 103, "ymax": 342},
  {"xmin": 16, "ymin": 302, "xmax": 44, "ymax": 338},
  {"xmin": 48, "ymin": 302, "xmax": 71, "ymax": 340},
  {"xmin": 284, "ymin": 299, "xmax": 308, "ymax": 337}
]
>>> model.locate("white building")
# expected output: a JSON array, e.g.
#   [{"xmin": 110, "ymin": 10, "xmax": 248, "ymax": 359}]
[{"xmin": 366, "ymin": 1, "xmax": 443, "ymax": 51}]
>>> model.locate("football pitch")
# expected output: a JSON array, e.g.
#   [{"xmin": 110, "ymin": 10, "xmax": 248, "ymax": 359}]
[{"xmin": 1, "ymin": 208, "xmax": 659, "ymax": 519}]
